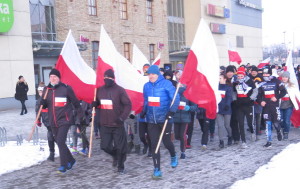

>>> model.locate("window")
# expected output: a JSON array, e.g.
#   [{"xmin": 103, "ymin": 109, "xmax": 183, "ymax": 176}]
[
  {"xmin": 146, "ymin": 0, "xmax": 153, "ymax": 23},
  {"xmin": 30, "ymin": 0, "xmax": 56, "ymax": 41},
  {"xmin": 88, "ymin": 0, "xmax": 97, "ymax": 16},
  {"xmin": 120, "ymin": 0, "xmax": 128, "ymax": 20},
  {"xmin": 236, "ymin": 36, "xmax": 244, "ymax": 48},
  {"xmin": 167, "ymin": 0, "xmax": 184, "ymax": 18},
  {"xmin": 168, "ymin": 22, "xmax": 185, "ymax": 52},
  {"xmin": 149, "ymin": 44, "xmax": 155, "ymax": 63},
  {"xmin": 92, "ymin": 41, "xmax": 99, "ymax": 69},
  {"xmin": 124, "ymin": 43, "xmax": 131, "ymax": 61}
]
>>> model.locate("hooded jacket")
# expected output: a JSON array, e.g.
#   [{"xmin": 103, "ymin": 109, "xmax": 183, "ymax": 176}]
[{"xmin": 218, "ymin": 83, "xmax": 233, "ymax": 115}]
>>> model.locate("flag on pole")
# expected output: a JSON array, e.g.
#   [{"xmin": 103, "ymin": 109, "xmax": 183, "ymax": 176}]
[
  {"xmin": 152, "ymin": 52, "xmax": 161, "ymax": 66},
  {"xmin": 56, "ymin": 30, "xmax": 96, "ymax": 103},
  {"xmin": 180, "ymin": 18, "xmax": 221, "ymax": 119},
  {"xmin": 96, "ymin": 25, "xmax": 148, "ymax": 113},
  {"xmin": 132, "ymin": 44, "xmax": 150, "ymax": 75},
  {"xmin": 228, "ymin": 41, "xmax": 242, "ymax": 64},
  {"xmin": 257, "ymin": 57, "xmax": 271, "ymax": 68}
]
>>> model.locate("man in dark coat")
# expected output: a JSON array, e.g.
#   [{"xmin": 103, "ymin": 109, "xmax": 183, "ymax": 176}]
[{"xmin": 92, "ymin": 69, "xmax": 132, "ymax": 174}]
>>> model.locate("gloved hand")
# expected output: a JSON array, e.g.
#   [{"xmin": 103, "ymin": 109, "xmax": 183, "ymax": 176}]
[
  {"xmin": 80, "ymin": 118, "xmax": 87, "ymax": 125},
  {"xmin": 129, "ymin": 114, "xmax": 135, "ymax": 119},
  {"xmin": 116, "ymin": 117, "xmax": 123, "ymax": 124},
  {"xmin": 36, "ymin": 120, "xmax": 42, "ymax": 127},
  {"xmin": 184, "ymin": 105, "xmax": 190, "ymax": 111},
  {"xmin": 92, "ymin": 101, "xmax": 99, "ymax": 108},
  {"xmin": 140, "ymin": 111, "xmax": 146, "ymax": 119},
  {"xmin": 166, "ymin": 111, "xmax": 175, "ymax": 120},
  {"xmin": 224, "ymin": 105, "xmax": 229, "ymax": 111},
  {"xmin": 40, "ymin": 99, "xmax": 47, "ymax": 108}
]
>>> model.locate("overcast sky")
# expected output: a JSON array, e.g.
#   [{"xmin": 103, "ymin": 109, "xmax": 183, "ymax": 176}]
[{"xmin": 262, "ymin": 0, "xmax": 300, "ymax": 48}]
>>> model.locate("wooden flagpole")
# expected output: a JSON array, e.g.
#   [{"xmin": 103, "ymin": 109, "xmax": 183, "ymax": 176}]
[
  {"xmin": 155, "ymin": 82, "xmax": 180, "ymax": 154},
  {"xmin": 27, "ymin": 88, "xmax": 49, "ymax": 141},
  {"xmin": 88, "ymin": 88, "xmax": 97, "ymax": 158}
]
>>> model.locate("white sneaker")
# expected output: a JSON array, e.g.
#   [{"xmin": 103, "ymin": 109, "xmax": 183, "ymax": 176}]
[
  {"xmin": 201, "ymin": 145, "xmax": 207, "ymax": 150},
  {"xmin": 241, "ymin": 142, "xmax": 248, "ymax": 149}
]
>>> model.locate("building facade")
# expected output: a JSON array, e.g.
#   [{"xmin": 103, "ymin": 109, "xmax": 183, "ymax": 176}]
[
  {"xmin": 168, "ymin": 0, "xmax": 263, "ymax": 67},
  {"xmin": 0, "ymin": 0, "xmax": 35, "ymax": 109}
]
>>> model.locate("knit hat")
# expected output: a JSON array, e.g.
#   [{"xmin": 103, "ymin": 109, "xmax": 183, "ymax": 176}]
[
  {"xmin": 281, "ymin": 71, "xmax": 290, "ymax": 78},
  {"xmin": 143, "ymin": 64, "xmax": 150, "ymax": 68},
  {"xmin": 148, "ymin": 65, "xmax": 160, "ymax": 75},
  {"xmin": 263, "ymin": 67, "xmax": 272, "ymax": 75},
  {"xmin": 104, "ymin": 69, "xmax": 115, "ymax": 79},
  {"xmin": 163, "ymin": 70, "xmax": 173, "ymax": 78},
  {"xmin": 49, "ymin": 68, "xmax": 61, "ymax": 79},
  {"xmin": 225, "ymin": 65, "xmax": 236, "ymax": 73},
  {"xmin": 37, "ymin": 86, "xmax": 44, "ymax": 91},
  {"xmin": 237, "ymin": 67, "xmax": 246, "ymax": 76},
  {"xmin": 251, "ymin": 66, "xmax": 258, "ymax": 72}
]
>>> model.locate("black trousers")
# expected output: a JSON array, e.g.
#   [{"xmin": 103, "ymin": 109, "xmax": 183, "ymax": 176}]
[
  {"xmin": 46, "ymin": 126, "xmax": 55, "ymax": 153},
  {"xmin": 148, "ymin": 123, "xmax": 176, "ymax": 170},
  {"xmin": 236, "ymin": 105, "xmax": 254, "ymax": 142},
  {"xmin": 52, "ymin": 125, "xmax": 74, "ymax": 167},
  {"xmin": 174, "ymin": 123, "xmax": 188, "ymax": 152},
  {"xmin": 77, "ymin": 124, "xmax": 89, "ymax": 150},
  {"xmin": 186, "ymin": 112, "xmax": 195, "ymax": 146},
  {"xmin": 20, "ymin": 100, "xmax": 27, "ymax": 114},
  {"xmin": 100, "ymin": 126, "xmax": 127, "ymax": 170},
  {"xmin": 139, "ymin": 122, "xmax": 151, "ymax": 151},
  {"xmin": 255, "ymin": 113, "xmax": 262, "ymax": 134},
  {"xmin": 231, "ymin": 101, "xmax": 239, "ymax": 141},
  {"xmin": 198, "ymin": 119, "xmax": 209, "ymax": 145}
]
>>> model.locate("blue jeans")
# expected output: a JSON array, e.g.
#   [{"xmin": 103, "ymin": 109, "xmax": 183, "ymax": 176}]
[{"xmin": 280, "ymin": 107, "xmax": 293, "ymax": 133}]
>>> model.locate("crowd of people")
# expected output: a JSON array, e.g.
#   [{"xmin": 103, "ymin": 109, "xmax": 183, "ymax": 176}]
[{"xmin": 35, "ymin": 62, "xmax": 300, "ymax": 179}]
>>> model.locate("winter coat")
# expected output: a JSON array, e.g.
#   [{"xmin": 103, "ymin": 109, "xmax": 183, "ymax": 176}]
[
  {"xmin": 233, "ymin": 76, "xmax": 256, "ymax": 107},
  {"xmin": 41, "ymin": 82, "xmax": 83, "ymax": 127},
  {"xmin": 143, "ymin": 75, "xmax": 180, "ymax": 124},
  {"xmin": 96, "ymin": 82, "xmax": 132, "ymax": 127},
  {"xmin": 218, "ymin": 84, "xmax": 233, "ymax": 115},
  {"xmin": 75, "ymin": 101, "xmax": 92, "ymax": 125},
  {"xmin": 282, "ymin": 83, "xmax": 300, "ymax": 110},
  {"xmin": 36, "ymin": 97, "xmax": 50, "ymax": 127},
  {"xmin": 173, "ymin": 87, "xmax": 197, "ymax": 123},
  {"xmin": 15, "ymin": 82, "xmax": 28, "ymax": 101}
]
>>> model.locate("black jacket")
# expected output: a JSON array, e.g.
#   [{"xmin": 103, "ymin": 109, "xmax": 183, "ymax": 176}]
[
  {"xmin": 233, "ymin": 76, "xmax": 255, "ymax": 107},
  {"xmin": 41, "ymin": 82, "xmax": 83, "ymax": 127},
  {"xmin": 15, "ymin": 82, "xmax": 28, "ymax": 101}
]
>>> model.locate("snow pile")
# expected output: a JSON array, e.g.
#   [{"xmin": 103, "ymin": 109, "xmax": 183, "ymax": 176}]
[
  {"xmin": 231, "ymin": 143, "xmax": 300, "ymax": 189},
  {"xmin": 0, "ymin": 140, "xmax": 53, "ymax": 175}
]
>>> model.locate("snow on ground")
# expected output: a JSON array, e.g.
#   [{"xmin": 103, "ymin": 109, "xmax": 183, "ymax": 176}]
[
  {"xmin": 0, "ymin": 140, "xmax": 57, "ymax": 176},
  {"xmin": 231, "ymin": 142, "xmax": 300, "ymax": 189}
]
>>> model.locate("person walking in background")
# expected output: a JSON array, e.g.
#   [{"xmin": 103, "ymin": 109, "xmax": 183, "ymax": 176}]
[{"xmin": 15, "ymin": 75, "xmax": 29, "ymax": 115}]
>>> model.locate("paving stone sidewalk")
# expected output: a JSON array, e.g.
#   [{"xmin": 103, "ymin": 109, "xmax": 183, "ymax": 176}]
[{"xmin": 0, "ymin": 108, "xmax": 300, "ymax": 189}]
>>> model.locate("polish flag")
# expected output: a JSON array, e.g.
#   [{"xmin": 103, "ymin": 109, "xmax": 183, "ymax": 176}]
[
  {"xmin": 56, "ymin": 30, "xmax": 96, "ymax": 103},
  {"xmin": 132, "ymin": 44, "xmax": 150, "ymax": 75},
  {"xmin": 180, "ymin": 19, "xmax": 221, "ymax": 119},
  {"xmin": 152, "ymin": 52, "xmax": 161, "ymax": 66},
  {"xmin": 228, "ymin": 41, "xmax": 242, "ymax": 65},
  {"xmin": 96, "ymin": 25, "xmax": 148, "ymax": 113},
  {"xmin": 286, "ymin": 51, "xmax": 300, "ymax": 127},
  {"xmin": 257, "ymin": 57, "xmax": 271, "ymax": 68}
]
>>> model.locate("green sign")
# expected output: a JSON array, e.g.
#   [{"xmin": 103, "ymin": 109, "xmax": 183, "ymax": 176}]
[{"xmin": 0, "ymin": 0, "xmax": 14, "ymax": 33}]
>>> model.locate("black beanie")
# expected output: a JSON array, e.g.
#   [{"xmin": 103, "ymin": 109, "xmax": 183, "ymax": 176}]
[
  {"xmin": 226, "ymin": 65, "xmax": 235, "ymax": 73},
  {"xmin": 18, "ymin": 75, "xmax": 23, "ymax": 80},
  {"xmin": 104, "ymin": 69, "xmax": 115, "ymax": 79},
  {"xmin": 163, "ymin": 70, "xmax": 173, "ymax": 78},
  {"xmin": 251, "ymin": 66, "xmax": 258, "ymax": 72},
  {"xmin": 49, "ymin": 68, "xmax": 61, "ymax": 79}
]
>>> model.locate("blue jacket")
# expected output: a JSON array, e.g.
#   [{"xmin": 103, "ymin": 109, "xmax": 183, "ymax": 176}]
[
  {"xmin": 173, "ymin": 87, "xmax": 197, "ymax": 123},
  {"xmin": 218, "ymin": 84, "xmax": 233, "ymax": 115},
  {"xmin": 143, "ymin": 75, "xmax": 180, "ymax": 124}
]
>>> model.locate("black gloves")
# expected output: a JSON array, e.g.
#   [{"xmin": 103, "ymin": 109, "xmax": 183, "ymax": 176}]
[
  {"xmin": 166, "ymin": 111, "xmax": 175, "ymax": 120},
  {"xmin": 92, "ymin": 101, "xmax": 99, "ymax": 108},
  {"xmin": 40, "ymin": 99, "xmax": 47, "ymax": 108},
  {"xmin": 80, "ymin": 118, "xmax": 87, "ymax": 126},
  {"xmin": 140, "ymin": 111, "xmax": 146, "ymax": 119},
  {"xmin": 129, "ymin": 114, "xmax": 135, "ymax": 119}
]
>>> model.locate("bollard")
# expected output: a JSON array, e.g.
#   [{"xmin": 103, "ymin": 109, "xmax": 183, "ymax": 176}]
[
  {"xmin": 3, "ymin": 127, "xmax": 7, "ymax": 144},
  {"xmin": 33, "ymin": 127, "xmax": 39, "ymax": 146},
  {"xmin": 0, "ymin": 127, "xmax": 3, "ymax": 147},
  {"xmin": 17, "ymin": 134, "xmax": 23, "ymax": 146}
]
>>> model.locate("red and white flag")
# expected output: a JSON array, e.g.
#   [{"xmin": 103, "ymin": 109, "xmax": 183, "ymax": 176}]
[
  {"xmin": 132, "ymin": 44, "xmax": 149, "ymax": 75},
  {"xmin": 228, "ymin": 41, "xmax": 242, "ymax": 64},
  {"xmin": 152, "ymin": 52, "xmax": 161, "ymax": 66},
  {"xmin": 180, "ymin": 19, "xmax": 221, "ymax": 119},
  {"xmin": 96, "ymin": 25, "xmax": 148, "ymax": 114},
  {"xmin": 285, "ymin": 51, "xmax": 300, "ymax": 127},
  {"xmin": 257, "ymin": 57, "xmax": 270, "ymax": 68},
  {"xmin": 56, "ymin": 30, "xmax": 96, "ymax": 103}
]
